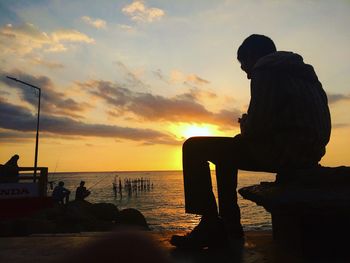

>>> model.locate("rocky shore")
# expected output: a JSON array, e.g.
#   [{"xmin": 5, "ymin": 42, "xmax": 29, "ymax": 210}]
[{"xmin": 0, "ymin": 200, "xmax": 149, "ymax": 236}]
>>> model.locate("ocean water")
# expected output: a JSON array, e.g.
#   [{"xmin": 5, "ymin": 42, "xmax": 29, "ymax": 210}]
[{"xmin": 49, "ymin": 170, "xmax": 275, "ymax": 232}]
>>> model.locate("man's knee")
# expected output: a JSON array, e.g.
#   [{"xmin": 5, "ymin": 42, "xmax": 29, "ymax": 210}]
[{"xmin": 182, "ymin": 137, "xmax": 202, "ymax": 153}]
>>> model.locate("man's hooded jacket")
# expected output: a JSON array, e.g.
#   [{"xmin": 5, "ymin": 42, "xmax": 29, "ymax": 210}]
[{"xmin": 243, "ymin": 51, "xmax": 331, "ymax": 168}]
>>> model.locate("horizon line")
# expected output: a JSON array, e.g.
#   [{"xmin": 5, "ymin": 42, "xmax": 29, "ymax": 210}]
[{"xmin": 48, "ymin": 169, "xmax": 185, "ymax": 174}]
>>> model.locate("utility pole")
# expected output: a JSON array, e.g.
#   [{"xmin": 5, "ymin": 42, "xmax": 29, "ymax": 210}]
[{"xmin": 6, "ymin": 76, "xmax": 41, "ymax": 179}]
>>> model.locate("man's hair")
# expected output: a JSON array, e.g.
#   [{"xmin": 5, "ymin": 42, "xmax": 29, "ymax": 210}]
[{"xmin": 237, "ymin": 34, "xmax": 276, "ymax": 62}]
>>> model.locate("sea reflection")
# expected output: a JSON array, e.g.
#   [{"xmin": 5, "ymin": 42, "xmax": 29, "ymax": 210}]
[{"xmin": 49, "ymin": 170, "xmax": 274, "ymax": 231}]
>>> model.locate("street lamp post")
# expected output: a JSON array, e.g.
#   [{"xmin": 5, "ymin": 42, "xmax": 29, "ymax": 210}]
[{"xmin": 6, "ymin": 76, "xmax": 41, "ymax": 180}]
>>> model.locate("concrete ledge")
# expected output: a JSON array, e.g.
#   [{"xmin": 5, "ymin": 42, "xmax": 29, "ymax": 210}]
[{"xmin": 238, "ymin": 166, "xmax": 350, "ymax": 259}]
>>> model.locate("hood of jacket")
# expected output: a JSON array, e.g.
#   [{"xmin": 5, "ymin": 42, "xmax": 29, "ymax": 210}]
[{"xmin": 253, "ymin": 51, "xmax": 319, "ymax": 82}]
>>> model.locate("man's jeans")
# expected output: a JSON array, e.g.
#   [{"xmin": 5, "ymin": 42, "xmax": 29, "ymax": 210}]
[{"xmin": 182, "ymin": 135, "xmax": 276, "ymax": 226}]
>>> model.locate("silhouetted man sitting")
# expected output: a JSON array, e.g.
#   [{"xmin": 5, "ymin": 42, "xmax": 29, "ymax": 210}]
[
  {"xmin": 170, "ymin": 34, "xmax": 331, "ymax": 249},
  {"xmin": 75, "ymin": 181, "xmax": 90, "ymax": 201}
]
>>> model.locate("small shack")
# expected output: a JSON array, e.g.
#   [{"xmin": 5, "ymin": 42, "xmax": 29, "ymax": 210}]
[{"xmin": 0, "ymin": 167, "xmax": 52, "ymax": 219}]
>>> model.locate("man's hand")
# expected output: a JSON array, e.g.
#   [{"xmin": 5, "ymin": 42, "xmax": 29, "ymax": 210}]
[{"xmin": 238, "ymin": 113, "xmax": 248, "ymax": 135}]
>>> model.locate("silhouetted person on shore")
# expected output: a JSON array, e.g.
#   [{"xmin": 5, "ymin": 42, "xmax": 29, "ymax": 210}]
[
  {"xmin": 0, "ymin": 154, "xmax": 20, "ymax": 183},
  {"xmin": 52, "ymin": 181, "xmax": 71, "ymax": 205},
  {"xmin": 171, "ymin": 34, "xmax": 331, "ymax": 249},
  {"xmin": 75, "ymin": 181, "xmax": 90, "ymax": 201}
]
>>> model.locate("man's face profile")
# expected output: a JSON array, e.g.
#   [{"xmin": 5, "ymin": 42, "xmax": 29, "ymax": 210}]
[
  {"xmin": 239, "ymin": 52, "xmax": 257, "ymax": 80},
  {"xmin": 240, "ymin": 60, "xmax": 251, "ymax": 79}
]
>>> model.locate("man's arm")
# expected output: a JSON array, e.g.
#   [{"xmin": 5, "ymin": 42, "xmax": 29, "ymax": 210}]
[
  {"xmin": 242, "ymin": 70, "xmax": 277, "ymax": 140},
  {"xmin": 238, "ymin": 113, "xmax": 248, "ymax": 136}
]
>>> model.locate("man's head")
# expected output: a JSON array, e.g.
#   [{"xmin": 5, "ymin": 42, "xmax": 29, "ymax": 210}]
[
  {"xmin": 237, "ymin": 34, "xmax": 276, "ymax": 79},
  {"xmin": 59, "ymin": 181, "xmax": 64, "ymax": 187},
  {"xmin": 80, "ymin": 181, "xmax": 85, "ymax": 186}
]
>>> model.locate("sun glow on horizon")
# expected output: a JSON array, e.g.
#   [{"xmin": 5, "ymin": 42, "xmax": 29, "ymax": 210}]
[
  {"xmin": 170, "ymin": 123, "xmax": 226, "ymax": 140},
  {"xmin": 183, "ymin": 125, "xmax": 212, "ymax": 138}
]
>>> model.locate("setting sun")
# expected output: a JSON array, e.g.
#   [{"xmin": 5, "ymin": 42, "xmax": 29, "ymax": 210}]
[
  {"xmin": 169, "ymin": 123, "xmax": 227, "ymax": 140},
  {"xmin": 182, "ymin": 125, "xmax": 212, "ymax": 138}
]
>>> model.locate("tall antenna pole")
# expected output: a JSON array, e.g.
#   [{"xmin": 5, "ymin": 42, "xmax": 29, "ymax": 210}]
[{"xmin": 6, "ymin": 76, "xmax": 41, "ymax": 179}]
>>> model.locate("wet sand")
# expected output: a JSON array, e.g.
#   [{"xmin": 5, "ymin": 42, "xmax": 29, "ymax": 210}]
[{"xmin": 0, "ymin": 230, "xmax": 308, "ymax": 263}]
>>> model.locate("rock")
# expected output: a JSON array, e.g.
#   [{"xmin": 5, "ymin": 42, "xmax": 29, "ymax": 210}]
[
  {"xmin": 239, "ymin": 167, "xmax": 350, "ymax": 213},
  {"xmin": 53, "ymin": 201, "xmax": 117, "ymax": 232},
  {"xmin": 89, "ymin": 203, "xmax": 119, "ymax": 221},
  {"xmin": 0, "ymin": 201, "xmax": 147, "ymax": 235},
  {"xmin": 238, "ymin": 165, "xmax": 350, "ymax": 259},
  {"xmin": 116, "ymin": 208, "xmax": 149, "ymax": 230}
]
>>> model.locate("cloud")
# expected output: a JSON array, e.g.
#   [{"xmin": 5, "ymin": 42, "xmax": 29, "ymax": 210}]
[
  {"xmin": 328, "ymin": 93, "xmax": 350, "ymax": 104},
  {"xmin": 186, "ymin": 74, "xmax": 210, "ymax": 85},
  {"xmin": 0, "ymin": 69, "xmax": 90, "ymax": 118},
  {"xmin": 154, "ymin": 69, "xmax": 210, "ymax": 86},
  {"xmin": 114, "ymin": 61, "xmax": 150, "ymax": 91},
  {"xmin": 176, "ymin": 87, "xmax": 217, "ymax": 102},
  {"xmin": 81, "ymin": 16, "xmax": 107, "ymax": 29},
  {"xmin": 50, "ymin": 29, "xmax": 95, "ymax": 44},
  {"xmin": 122, "ymin": 1, "xmax": 165, "ymax": 23},
  {"xmin": 28, "ymin": 56, "xmax": 64, "ymax": 69},
  {"xmin": 332, "ymin": 123, "xmax": 350, "ymax": 129},
  {"xmin": 81, "ymin": 79, "xmax": 241, "ymax": 127},
  {"xmin": 0, "ymin": 23, "xmax": 94, "ymax": 55},
  {"xmin": 170, "ymin": 70, "xmax": 210, "ymax": 85},
  {"xmin": 152, "ymin": 69, "xmax": 168, "ymax": 83},
  {"xmin": 0, "ymin": 129, "xmax": 35, "ymax": 142},
  {"xmin": 0, "ymin": 99, "xmax": 177, "ymax": 145},
  {"xmin": 0, "ymin": 90, "xmax": 10, "ymax": 96},
  {"xmin": 118, "ymin": 24, "xmax": 136, "ymax": 33}
]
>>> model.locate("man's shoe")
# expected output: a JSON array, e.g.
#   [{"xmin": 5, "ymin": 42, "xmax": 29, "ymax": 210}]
[
  {"xmin": 170, "ymin": 217, "xmax": 228, "ymax": 249},
  {"xmin": 226, "ymin": 227, "xmax": 244, "ymax": 241},
  {"xmin": 222, "ymin": 219, "xmax": 244, "ymax": 240}
]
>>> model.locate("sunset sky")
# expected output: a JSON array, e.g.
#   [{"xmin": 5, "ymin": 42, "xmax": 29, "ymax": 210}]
[{"xmin": 0, "ymin": 0, "xmax": 349, "ymax": 172}]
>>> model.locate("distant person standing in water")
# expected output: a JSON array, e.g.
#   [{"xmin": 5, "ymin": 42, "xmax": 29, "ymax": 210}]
[
  {"xmin": 171, "ymin": 34, "xmax": 331, "ymax": 249},
  {"xmin": 52, "ymin": 181, "xmax": 71, "ymax": 205},
  {"xmin": 113, "ymin": 182, "xmax": 117, "ymax": 198},
  {"xmin": 75, "ymin": 181, "xmax": 90, "ymax": 201}
]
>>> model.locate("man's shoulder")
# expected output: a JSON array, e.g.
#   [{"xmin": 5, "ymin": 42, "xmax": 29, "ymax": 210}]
[{"xmin": 254, "ymin": 51, "xmax": 304, "ymax": 71}]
